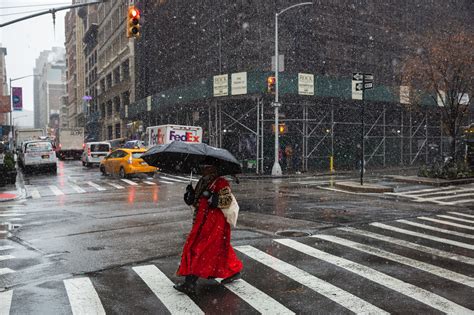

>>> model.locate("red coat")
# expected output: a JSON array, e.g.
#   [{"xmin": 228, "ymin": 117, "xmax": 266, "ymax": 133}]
[{"xmin": 177, "ymin": 177, "xmax": 243, "ymax": 279}]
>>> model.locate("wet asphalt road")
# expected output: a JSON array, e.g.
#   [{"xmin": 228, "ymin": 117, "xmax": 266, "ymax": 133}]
[{"xmin": 0, "ymin": 160, "xmax": 473, "ymax": 314}]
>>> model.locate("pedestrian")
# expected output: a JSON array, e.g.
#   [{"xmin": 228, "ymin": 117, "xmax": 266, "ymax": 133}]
[
  {"xmin": 174, "ymin": 164, "xmax": 243, "ymax": 295},
  {"xmin": 285, "ymin": 144, "xmax": 293, "ymax": 171}
]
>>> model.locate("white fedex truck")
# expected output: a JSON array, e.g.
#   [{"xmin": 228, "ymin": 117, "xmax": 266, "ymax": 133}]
[{"xmin": 146, "ymin": 125, "xmax": 202, "ymax": 147}]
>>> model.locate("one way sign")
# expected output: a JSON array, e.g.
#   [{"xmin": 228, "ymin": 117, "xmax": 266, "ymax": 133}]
[{"xmin": 352, "ymin": 73, "xmax": 374, "ymax": 100}]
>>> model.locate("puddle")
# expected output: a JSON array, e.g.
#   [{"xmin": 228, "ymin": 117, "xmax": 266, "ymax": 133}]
[{"xmin": 275, "ymin": 230, "xmax": 311, "ymax": 237}]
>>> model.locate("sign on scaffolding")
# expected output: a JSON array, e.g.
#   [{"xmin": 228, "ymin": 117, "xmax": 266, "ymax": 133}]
[
  {"xmin": 231, "ymin": 72, "xmax": 247, "ymax": 95},
  {"xmin": 298, "ymin": 73, "xmax": 314, "ymax": 96},
  {"xmin": 213, "ymin": 74, "xmax": 228, "ymax": 97}
]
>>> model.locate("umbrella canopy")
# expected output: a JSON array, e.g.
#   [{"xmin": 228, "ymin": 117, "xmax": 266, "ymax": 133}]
[{"xmin": 142, "ymin": 141, "xmax": 242, "ymax": 175}]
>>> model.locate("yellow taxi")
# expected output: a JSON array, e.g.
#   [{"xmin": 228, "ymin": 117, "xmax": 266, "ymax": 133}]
[{"xmin": 99, "ymin": 148, "xmax": 157, "ymax": 178}]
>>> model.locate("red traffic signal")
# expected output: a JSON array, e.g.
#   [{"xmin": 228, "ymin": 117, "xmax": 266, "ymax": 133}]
[
  {"xmin": 127, "ymin": 6, "xmax": 141, "ymax": 38},
  {"xmin": 267, "ymin": 76, "xmax": 276, "ymax": 94}
]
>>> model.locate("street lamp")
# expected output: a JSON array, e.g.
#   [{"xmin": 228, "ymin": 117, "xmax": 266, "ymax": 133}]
[
  {"xmin": 272, "ymin": 1, "xmax": 313, "ymax": 176},
  {"xmin": 9, "ymin": 74, "xmax": 41, "ymax": 150}
]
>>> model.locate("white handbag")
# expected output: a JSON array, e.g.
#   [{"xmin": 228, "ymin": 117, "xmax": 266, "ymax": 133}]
[{"xmin": 222, "ymin": 192, "xmax": 239, "ymax": 227}]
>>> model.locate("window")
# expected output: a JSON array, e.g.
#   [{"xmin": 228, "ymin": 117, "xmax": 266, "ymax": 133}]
[
  {"xmin": 106, "ymin": 73, "xmax": 112, "ymax": 89},
  {"xmin": 90, "ymin": 144, "xmax": 110, "ymax": 152},
  {"xmin": 122, "ymin": 59, "xmax": 130, "ymax": 80},
  {"xmin": 113, "ymin": 66, "xmax": 121, "ymax": 84},
  {"xmin": 26, "ymin": 142, "xmax": 52, "ymax": 153},
  {"xmin": 115, "ymin": 123, "xmax": 121, "ymax": 138},
  {"xmin": 107, "ymin": 100, "xmax": 113, "ymax": 116},
  {"xmin": 107, "ymin": 126, "xmax": 113, "ymax": 139},
  {"xmin": 114, "ymin": 96, "xmax": 121, "ymax": 114}
]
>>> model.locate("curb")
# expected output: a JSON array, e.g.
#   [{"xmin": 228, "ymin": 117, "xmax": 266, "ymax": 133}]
[
  {"xmin": 388, "ymin": 175, "xmax": 474, "ymax": 187},
  {"xmin": 334, "ymin": 181, "xmax": 394, "ymax": 193}
]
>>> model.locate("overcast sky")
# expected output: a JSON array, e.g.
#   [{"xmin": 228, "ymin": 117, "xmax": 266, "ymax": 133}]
[{"xmin": 0, "ymin": 0, "xmax": 69, "ymax": 116}]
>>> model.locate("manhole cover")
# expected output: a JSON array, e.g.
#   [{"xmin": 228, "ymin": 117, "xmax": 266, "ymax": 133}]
[
  {"xmin": 87, "ymin": 246, "xmax": 105, "ymax": 251},
  {"xmin": 275, "ymin": 230, "xmax": 311, "ymax": 237}
]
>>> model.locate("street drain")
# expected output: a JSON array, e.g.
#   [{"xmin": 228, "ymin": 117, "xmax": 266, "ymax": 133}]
[
  {"xmin": 87, "ymin": 246, "xmax": 105, "ymax": 251},
  {"xmin": 275, "ymin": 230, "xmax": 311, "ymax": 237}
]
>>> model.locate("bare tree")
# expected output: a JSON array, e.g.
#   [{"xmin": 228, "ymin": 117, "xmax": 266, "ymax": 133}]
[{"xmin": 400, "ymin": 31, "xmax": 474, "ymax": 162}]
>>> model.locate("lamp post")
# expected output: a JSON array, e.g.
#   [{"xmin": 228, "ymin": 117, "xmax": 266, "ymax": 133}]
[
  {"xmin": 272, "ymin": 2, "xmax": 313, "ymax": 176},
  {"xmin": 9, "ymin": 74, "xmax": 41, "ymax": 150}
]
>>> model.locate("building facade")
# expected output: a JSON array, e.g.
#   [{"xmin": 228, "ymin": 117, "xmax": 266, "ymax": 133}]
[
  {"xmin": 96, "ymin": 0, "xmax": 135, "ymax": 141},
  {"xmin": 0, "ymin": 46, "xmax": 8, "ymax": 130},
  {"xmin": 33, "ymin": 47, "xmax": 67, "ymax": 131},
  {"xmin": 128, "ymin": 0, "xmax": 472, "ymax": 173}
]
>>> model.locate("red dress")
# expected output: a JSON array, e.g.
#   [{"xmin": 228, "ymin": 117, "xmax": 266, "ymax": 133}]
[{"xmin": 177, "ymin": 177, "xmax": 243, "ymax": 279}]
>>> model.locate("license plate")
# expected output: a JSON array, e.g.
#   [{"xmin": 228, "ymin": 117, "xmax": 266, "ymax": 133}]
[
  {"xmin": 42, "ymin": 155, "xmax": 49, "ymax": 159},
  {"xmin": 92, "ymin": 154, "xmax": 98, "ymax": 158},
  {"xmin": 141, "ymin": 162, "xmax": 147, "ymax": 165}
]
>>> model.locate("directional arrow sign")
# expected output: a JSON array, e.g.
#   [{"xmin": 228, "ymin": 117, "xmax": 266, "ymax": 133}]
[
  {"xmin": 352, "ymin": 72, "xmax": 364, "ymax": 81},
  {"xmin": 364, "ymin": 74, "xmax": 374, "ymax": 81},
  {"xmin": 355, "ymin": 83, "xmax": 364, "ymax": 91}
]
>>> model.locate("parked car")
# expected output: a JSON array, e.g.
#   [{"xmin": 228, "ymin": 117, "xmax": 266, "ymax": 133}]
[
  {"xmin": 18, "ymin": 140, "xmax": 57, "ymax": 174},
  {"xmin": 82, "ymin": 142, "xmax": 111, "ymax": 167},
  {"xmin": 99, "ymin": 148, "xmax": 157, "ymax": 178},
  {"xmin": 123, "ymin": 140, "xmax": 146, "ymax": 149}
]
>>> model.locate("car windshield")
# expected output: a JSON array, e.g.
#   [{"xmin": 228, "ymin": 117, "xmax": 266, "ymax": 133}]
[
  {"xmin": 131, "ymin": 152, "xmax": 144, "ymax": 159},
  {"xmin": 90, "ymin": 144, "xmax": 110, "ymax": 152},
  {"xmin": 26, "ymin": 142, "xmax": 52, "ymax": 152}
]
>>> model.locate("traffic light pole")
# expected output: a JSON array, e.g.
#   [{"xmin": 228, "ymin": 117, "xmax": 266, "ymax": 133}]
[
  {"xmin": 360, "ymin": 75, "xmax": 365, "ymax": 186},
  {"xmin": 0, "ymin": 1, "xmax": 106, "ymax": 28}
]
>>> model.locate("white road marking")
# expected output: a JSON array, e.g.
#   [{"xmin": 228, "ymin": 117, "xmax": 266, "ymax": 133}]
[
  {"xmin": 143, "ymin": 181, "xmax": 157, "ymax": 185},
  {"xmin": 166, "ymin": 175, "xmax": 198, "ymax": 182},
  {"xmin": 87, "ymin": 181, "xmax": 106, "ymax": 191},
  {"xmin": 437, "ymin": 214, "xmax": 474, "ymax": 224},
  {"xmin": 106, "ymin": 182, "xmax": 125, "ymax": 189},
  {"xmin": 0, "ymin": 255, "xmax": 15, "ymax": 262},
  {"xmin": 290, "ymin": 180, "xmax": 332, "ymax": 185},
  {"xmin": 427, "ymin": 190, "xmax": 474, "ymax": 201},
  {"xmin": 217, "ymin": 278, "xmax": 295, "ymax": 315},
  {"xmin": 0, "ymin": 290, "xmax": 13, "ymax": 315},
  {"xmin": 0, "ymin": 246, "xmax": 14, "ymax": 251},
  {"xmin": 372, "ymin": 222, "xmax": 474, "ymax": 250},
  {"xmin": 397, "ymin": 219, "xmax": 474, "ymax": 240},
  {"xmin": 235, "ymin": 245, "xmax": 387, "ymax": 314},
  {"xmin": 29, "ymin": 187, "xmax": 41, "ymax": 199},
  {"xmin": 69, "ymin": 183, "xmax": 86, "ymax": 194},
  {"xmin": 340, "ymin": 227, "xmax": 474, "ymax": 265},
  {"xmin": 49, "ymin": 185, "xmax": 64, "ymax": 196},
  {"xmin": 314, "ymin": 234, "xmax": 474, "ymax": 288},
  {"xmin": 158, "ymin": 175, "xmax": 188, "ymax": 183},
  {"xmin": 389, "ymin": 186, "xmax": 456, "ymax": 196},
  {"xmin": 417, "ymin": 217, "xmax": 474, "ymax": 231},
  {"xmin": 133, "ymin": 265, "xmax": 204, "ymax": 314},
  {"xmin": 0, "ymin": 268, "xmax": 15, "ymax": 275},
  {"xmin": 0, "ymin": 214, "xmax": 26, "ymax": 217},
  {"xmin": 448, "ymin": 212, "xmax": 474, "ymax": 219},
  {"xmin": 275, "ymin": 239, "xmax": 471, "ymax": 314},
  {"xmin": 445, "ymin": 199, "xmax": 474, "ymax": 205},
  {"xmin": 64, "ymin": 277, "xmax": 106, "ymax": 315},
  {"xmin": 157, "ymin": 180, "xmax": 175, "ymax": 185},
  {"xmin": 120, "ymin": 179, "xmax": 138, "ymax": 186}
]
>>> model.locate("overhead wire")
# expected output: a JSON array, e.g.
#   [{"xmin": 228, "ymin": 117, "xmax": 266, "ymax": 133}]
[{"xmin": 0, "ymin": 2, "xmax": 70, "ymax": 10}]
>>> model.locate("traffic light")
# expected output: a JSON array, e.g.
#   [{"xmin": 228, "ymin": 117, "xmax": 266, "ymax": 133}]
[
  {"xmin": 267, "ymin": 76, "xmax": 276, "ymax": 94},
  {"xmin": 127, "ymin": 6, "xmax": 141, "ymax": 38}
]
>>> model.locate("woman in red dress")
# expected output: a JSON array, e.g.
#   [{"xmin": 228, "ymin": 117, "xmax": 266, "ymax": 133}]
[{"xmin": 174, "ymin": 165, "xmax": 243, "ymax": 294}]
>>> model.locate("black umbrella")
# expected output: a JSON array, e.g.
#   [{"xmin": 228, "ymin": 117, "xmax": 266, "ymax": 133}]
[{"xmin": 142, "ymin": 141, "xmax": 242, "ymax": 175}]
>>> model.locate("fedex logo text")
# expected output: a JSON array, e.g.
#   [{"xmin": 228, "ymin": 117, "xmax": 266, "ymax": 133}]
[{"xmin": 169, "ymin": 131, "xmax": 200, "ymax": 143}]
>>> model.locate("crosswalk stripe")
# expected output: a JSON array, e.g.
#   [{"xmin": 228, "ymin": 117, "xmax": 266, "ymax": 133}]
[
  {"xmin": 120, "ymin": 179, "xmax": 138, "ymax": 186},
  {"xmin": 143, "ymin": 181, "xmax": 157, "ymax": 185},
  {"xmin": 437, "ymin": 215, "xmax": 474, "ymax": 224},
  {"xmin": 0, "ymin": 214, "xmax": 26, "ymax": 217},
  {"xmin": 447, "ymin": 199, "xmax": 474, "ymax": 205},
  {"xmin": 0, "ymin": 231, "xmax": 6, "ymax": 235},
  {"xmin": 340, "ymin": 227, "xmax": 474, "ymax": 265},
  {"xmin": 290, "ymin": 180, "xmax": 331, "ymax": 185},
  {"xmin": 49, "ymin": 185, "xmax": 64, "ymax": 196},
  {"xmin": 396, "ymin": 186, "xmax": 456, "ymax": 196},
  {"xmin": 29, "ymin": 187, "xmax": 41, "ymax": 199},
  {"xmin": 314, "ymin": 234, "xmax": 474, "ymax": 288},
  {"xmin": 0, "ymin": 290, "xmax": 13, "ymax": 315},
  {"xmin": 64, "ymin": 277, "xmax": 106, "ymax": 315},
  {"xmin": 69, "ymin": 183, "xmax": 86, "ymax": 194},
  {"xmin": 0, "ymin": 255, "xmax": 15, "ymax": 262},
  {"xmin": 426, "ymin": 190, "xmax": 474, "ymax": 201},
  {"xmin": 106, "ymin": 182, "xmax": 125, "ymax": 189},
  {"xmin": 133, "ymin": 265, "xmax": 204, "ymax": 314},
  {"xmin": 218, "ymin": 278, "xmax": 295, "ymax": 315},
  {"xmin": 0, "ymin": 246, "xmax": 14, "ymax": 251},
  {"xmin": 158, "ymin": 176, "xmax": 188, "ymax": 183},
  {"xmin": 275, "ymin": 239, "xmax": 471, "ymax": 314},
  {"xmin": 398, "ymin": 219, "xmax": 474, "ymax": 240},
  {"xmin": 417, "ymin": 217, "xmax": 474, "ymax": 231},
  {"xmin": 235, "ymin": 245, "xmax": 388, "ymax": 314},
  {"xmin": 157, "ymin": 179, "xmax": 175, "ymax": 185},
  {"xmin": 372, "ymin": 222, "xmax": 474, "ymax": 250},
  {"xmin": 0, "ymin": 268, "xmax": 15, "ymax": 275},
  {"xmin": 165, "ymin": 175, "xmax": 197, "ymax": 182},
  {"xmin": 87, "ymin": 181, "xmax": 106, "ymax": 191},
  {"xmin": 449, "ymin": 212, "xmax": 474, "ymax": 219}
]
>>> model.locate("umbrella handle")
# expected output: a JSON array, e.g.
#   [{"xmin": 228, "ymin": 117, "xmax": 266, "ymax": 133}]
[{"xmin": 190, "ymin": 170, "xmax": 193, "ymax": 184}]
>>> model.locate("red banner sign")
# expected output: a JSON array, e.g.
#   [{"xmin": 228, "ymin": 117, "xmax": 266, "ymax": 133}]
[{"xmin": 12, "ymin": 87, "xmax": 23, "ymax": 111}]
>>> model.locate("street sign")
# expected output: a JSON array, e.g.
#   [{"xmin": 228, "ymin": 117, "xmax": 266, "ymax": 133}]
[
  {"xmin": 298, "ymin": 73, "xmax": 314, "ymax": 96},
  {"xmin": 352, "ymin": 81, "xmax": 363, "ymax": 100},
  {"xmin": 364, "ymin": 82, "xmax": 373, "ymax": 89},
  {"xmin": 271, "ymin": 102, "xmax": 281, "ymax": 107},
  {"xmin": 213, "ymin": 74, "xmax": 228, "ymax": 97},
  {"xmin": 231, "ymin": 72, "xmax": 247, "ymax": 95},
  {"xmin": 364, "ymin": 74, "xmax": 374, "ymax": 81},
  {"xmin": 352, "ymin": 72, "xmax": 364, "ymax": 81}
]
